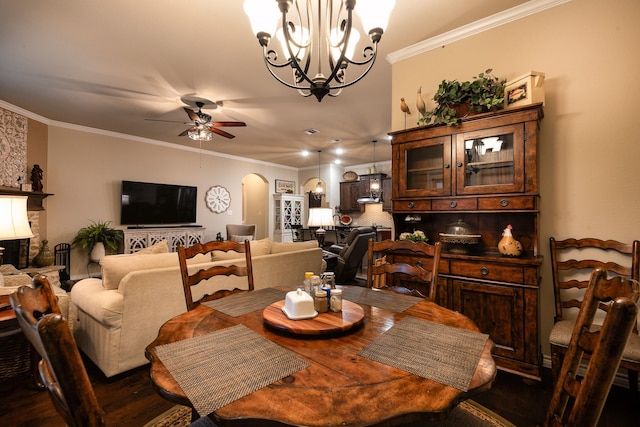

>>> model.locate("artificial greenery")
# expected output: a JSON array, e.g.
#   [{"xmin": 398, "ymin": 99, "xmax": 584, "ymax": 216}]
[
  {"xmin": 72, "ymin": 220, "xmax": 122, "ymax": 252},
  {"xmin": 419, "ymin": 69, "xmax": 507, "ymax": 126}
]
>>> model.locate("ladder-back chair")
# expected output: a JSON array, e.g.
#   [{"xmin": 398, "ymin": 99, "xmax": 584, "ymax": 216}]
[
  {"xmin": 549, "ymin": 237, "xmax": 640, "ymax": 392},
  {"xmin": 10, "ymin": 275, "xmax": 106, "ymax": 427},
  {"xmin": 178, "ymin": 240, "xmax": 254, "ymax": 311},
  {"xmin": 545, "ymin": 268, "xmax": 639, "ymax": 427},
  {"xmin": 367, "ymin": 239, "xmax": 442, "ymax": 300}
]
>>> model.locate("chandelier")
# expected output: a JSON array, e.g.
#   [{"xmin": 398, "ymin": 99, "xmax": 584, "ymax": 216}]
[
  {"xmin": 187, "ymin": 124, "xmax": 213, "ymax": 141},
  {"xmin": 243, "ymin": 0, "xmax": 395, "ymax": 102},
  {"xmin": 313, "ymin": 150, "xmax": 324, "ymax": 200}
]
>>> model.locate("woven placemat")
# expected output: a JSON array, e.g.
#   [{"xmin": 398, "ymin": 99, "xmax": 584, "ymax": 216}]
[
  {"xmin": 203, "ymin": 287, "xmax": 287, "ymax": 317},
  {"xmin": 341, "ymin": 286, "xmax": 423, "ymax": 312},
  {"xmin": 155, "ymin": 324, "xmax": 309, "ymax": 416},
  {"xmin": 358, "ymin": 317, "xmax": 489, "ymax": 391}
]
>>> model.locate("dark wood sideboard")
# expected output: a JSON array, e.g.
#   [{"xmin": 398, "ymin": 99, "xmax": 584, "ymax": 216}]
[{"xmin": 388, "ymin": 104, "xmax": 544, "ymax": 381}]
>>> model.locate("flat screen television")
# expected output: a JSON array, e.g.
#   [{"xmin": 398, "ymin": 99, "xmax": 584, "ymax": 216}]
[{"xmin": 120, "ymin": 180, "xmax": 197, "ymax": 225}]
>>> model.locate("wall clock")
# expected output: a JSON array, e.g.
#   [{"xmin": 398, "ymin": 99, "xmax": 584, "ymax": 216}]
[{"xmin": 205, "ymin": 185, "xmax": 231, "ymax": 213}]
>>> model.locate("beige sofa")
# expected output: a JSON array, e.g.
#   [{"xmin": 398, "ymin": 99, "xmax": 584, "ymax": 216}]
[{"xmin": 70, "ymin": 238, "xmax": 324, "ymax": 377}]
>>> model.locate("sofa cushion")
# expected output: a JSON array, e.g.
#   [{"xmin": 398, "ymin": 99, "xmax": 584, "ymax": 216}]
[
  {"xmin": 135, "ymin": 239, "xmax": 169, "ymax": 254},
  {"xmin": 271, "ymin": 240, "xmax": 318, "ymax": 254},
  {"xmin": 101, "ymin": 252, "xmax": 179, "ymax": 290},
  {"xmin": 211, "ymin": 238, "xmax": 273, "ymax": 260}
]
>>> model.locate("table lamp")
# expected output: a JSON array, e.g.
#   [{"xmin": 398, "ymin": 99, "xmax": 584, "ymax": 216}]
[
  {"xmin": 0, "ymin": 195, "xmax": 34, "ymax": 266},
  {"xmin": 307, "ymin": 208, "xmax": 333, "ymax": 247}
]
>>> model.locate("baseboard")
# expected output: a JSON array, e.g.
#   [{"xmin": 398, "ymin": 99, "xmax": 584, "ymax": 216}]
[{"xmin": 541, "ymin": 354, "xmax": 636, "ymax": 389}]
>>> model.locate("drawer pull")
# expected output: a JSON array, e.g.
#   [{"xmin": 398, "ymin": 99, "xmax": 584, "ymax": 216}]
[
  {"xmin": 450, "ymin": 200, "xmax": 457, "ymax": 208},
  {"xmin": 416, "ymin": 261, "xmax": 423, "ymax": 268},
  {"xmin": 457, "ymin": 162, "xmax": 463, "ymax": 168},
  {"xmin": 500, "ymin": 199, "xmax": 509, "ymax": 207},
  {"xmin": 480, "ymin": 267, "xmax": 489, "ymax": 276},
  {"xmin": 444, "ymin": 163, "xmax": 450, "ymax": 169},
  {"xmin": 408, "ymin": 201, "xmax": 415, "ymax": 209}
]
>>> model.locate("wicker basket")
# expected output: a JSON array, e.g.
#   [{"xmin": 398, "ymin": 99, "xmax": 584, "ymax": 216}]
[{"xmin": 0, "ymin": 329, "xmax": 31, "ymax": 380}]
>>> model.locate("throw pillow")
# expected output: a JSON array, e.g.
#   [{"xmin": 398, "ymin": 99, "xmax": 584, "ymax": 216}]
[
  {"xmin": 271, "ymin": 240, "xmax": 318, "ymax": 254},
  {"xmin": 134, "ymin": 240, "xmax": 169, "ymax": 254},
  {"xmin": 230, "ymin": 235, "xmax": 254, "ymax": 242}
]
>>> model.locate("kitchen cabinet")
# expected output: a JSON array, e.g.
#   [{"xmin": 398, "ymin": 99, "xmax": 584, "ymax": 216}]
[
  {"xmin": 339, "ymin": 173, "xmax": 388, "ymax": 212},
  {"xmin": 388, "ymin": 103, "xmax": 543, "ymax": 381}
]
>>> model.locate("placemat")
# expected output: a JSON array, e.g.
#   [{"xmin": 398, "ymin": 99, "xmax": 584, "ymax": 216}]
[
  {"xmin": 341, "ymin": 286, "xmax": 423, "ymax": 312},
  {"xmin": 203, "ymin": 287, "xmax": 287, "ymax": 317},
  {"xmin": 358, "ymin": 317, "xmax": 489, "ymax": 391},
  {"xmin": 155, "ymin": 324, "xmax": 309, "ymax": 416}
]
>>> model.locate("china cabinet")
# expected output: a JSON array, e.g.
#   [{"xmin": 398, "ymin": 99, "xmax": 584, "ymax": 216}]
[
  {"xmin": 389, "ymin": 103, "xmax": 543, "ymax": 380},
  {"xmin": 273, "ymin": 194, "xmax": 304, "ymax": 242}
]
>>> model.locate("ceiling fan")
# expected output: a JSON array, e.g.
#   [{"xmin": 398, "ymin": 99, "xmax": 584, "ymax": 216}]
[{"xmin": 179, "ymin": 101, "xmax": 246, "ymax": 139}]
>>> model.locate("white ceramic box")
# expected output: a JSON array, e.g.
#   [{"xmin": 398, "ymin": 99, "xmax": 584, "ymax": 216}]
[{"xmin": 504, "ymin": 71, "xmax": 545, "ymax": 109}]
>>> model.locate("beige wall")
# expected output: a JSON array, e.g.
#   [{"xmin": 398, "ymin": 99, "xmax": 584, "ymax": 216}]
[
  {"xmin": 390, "ymin": 0, "xmax": 640, "ymax": 361},
  {"xmin": 43, "ymin": 125, "xmax": 298, "ymax": 277}
]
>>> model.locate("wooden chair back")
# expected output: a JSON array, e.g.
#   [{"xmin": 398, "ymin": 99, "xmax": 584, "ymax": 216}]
[
  {"xmin": 549, "ymin": 237, "xmax": 640, "ymax": 390},
  {"xmin": 367, "ymin": 239, "xmax": 442, "ymax": 300},
  {"xmin": 9, "ymin": 275, "xmax": 106, "ymax": 427},
  {"xmin": 178, "ymin": 240, "xmax": 254, "ymax": 311},
  {"xmin": 226, "ymin": 224, "xmax": 256, "ymax": 242},
  {"xmin": 545, "ymin": 268, "xmax": 639, "ymax": 427}
]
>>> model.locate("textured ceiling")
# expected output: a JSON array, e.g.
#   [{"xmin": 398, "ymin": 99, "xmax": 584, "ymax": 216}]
[{"xmin": 0, "ymin": 0, "xmax": 528, "ymax": 169}]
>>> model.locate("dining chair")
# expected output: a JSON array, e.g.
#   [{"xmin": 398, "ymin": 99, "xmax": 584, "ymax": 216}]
[
  {"xmin": 10, "ymin": 275, "xmax": 106, "ymax": 427},
  {"xmin": 367, "ymin": 239, "xmax": 442, "ymax": 300},
  {"xmin": 549, "ymin": 237, "xmax": 640, "ymax": 392},
  {"xmin": 544, "ymin": 268, "xmax": 639, "ymax": 427},
  {"xmin": 178, "ymin": 240, "xmax": 254, "ymax": 311}
]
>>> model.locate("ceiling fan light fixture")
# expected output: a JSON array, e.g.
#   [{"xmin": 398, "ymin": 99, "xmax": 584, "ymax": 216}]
[
  {"xmin": 244, "ymin": 0, "xmax": 395, "ymax": 102},
  {"xmin": 188, "ymin": 125, "xmax": 213, "ymax": 141}
]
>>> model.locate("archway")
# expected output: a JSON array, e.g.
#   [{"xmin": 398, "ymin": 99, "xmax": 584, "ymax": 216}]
[{"xmin": 242, "ymin": 174, "xmax": 268, "ymax": 239}]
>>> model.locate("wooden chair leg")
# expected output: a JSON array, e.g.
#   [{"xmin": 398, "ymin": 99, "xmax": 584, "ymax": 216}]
[
  {"xmin": 550, "ymin": 345, "xmax": 564, "ymax": 386},
  {"xmin": 628, "ymin": 369, "xmax": 638, "ymax": 395}
]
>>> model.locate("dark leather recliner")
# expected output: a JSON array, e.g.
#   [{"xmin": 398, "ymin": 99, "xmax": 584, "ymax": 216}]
[{"xmin": 329, "ymin": 227, "xmax": 376, "ymax": 284}]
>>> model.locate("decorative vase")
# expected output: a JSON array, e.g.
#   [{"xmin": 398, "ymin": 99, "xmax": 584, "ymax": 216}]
[
  {"xmin": 90, "ymin": 242, "xmax": 106, "ymax": 262},
  {"xmin": 498, "ymin": 225, "xmax": 522, "ymax": 257},
  {"xmin": 33, "ymin": 239, "xmax": 54, "ymax": 267}
]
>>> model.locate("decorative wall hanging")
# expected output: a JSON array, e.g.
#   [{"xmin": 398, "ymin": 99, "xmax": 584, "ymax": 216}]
[{"xmin": 0, "ymin": 107, "xmax": 28, "ymax": 188}]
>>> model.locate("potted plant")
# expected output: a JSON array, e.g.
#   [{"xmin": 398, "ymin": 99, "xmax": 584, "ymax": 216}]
[
  {"xmin": 72, "ymin": 220, "xmax": 122, "ymax": 261},
  {"xmin": 419, "ymin": 69, "xmax": 507, "ymax": 126}
]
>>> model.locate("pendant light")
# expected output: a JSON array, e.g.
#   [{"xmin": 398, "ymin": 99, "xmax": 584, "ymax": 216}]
[
  {"xmin": 357, "ymin": 140, "xmax": 381, "ymax": 204},
  {"xmin": 313, "ymin": 150, "xmax": 324, "ymax": 200}
]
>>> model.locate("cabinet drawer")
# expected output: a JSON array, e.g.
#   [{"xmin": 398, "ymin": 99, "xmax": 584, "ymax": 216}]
[
  {"xmin": 478, "ymin": 196, "xmax": 536, "ymax": 210},
  {"xmin": 432, "ymin": 198, "xmax": 477, "ymax": 211},
  {"xmin": 450, "ymin": 260, "xmax": 524, "ymax": 283},
  {"xmin": 393, "ymin": 200, "xmax": 431, "ymax": 211}
]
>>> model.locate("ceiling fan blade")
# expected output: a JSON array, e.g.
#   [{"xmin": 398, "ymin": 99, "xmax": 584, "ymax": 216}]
[
  {"xmin": 209, "ymin": 126, "xmax": 236, "ymax": 139},
  {"xmin": 211, "ymin": 121, "xmax": 247, "ymax": 127},
  {"xmin": 178, "ymin": 127, "xmax": 196, "ymax": 137},
  {"xmin": 145, "ymin": 118, "xmax": 190, "ymax": 124},
  {"xmin": 183, "ymin": 107, "xmax": 199, "ymax": 122}
]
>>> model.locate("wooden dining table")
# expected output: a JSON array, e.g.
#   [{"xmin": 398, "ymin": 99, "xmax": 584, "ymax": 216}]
[{"xmin": 145, "ymin": 287, "xmax": 496, "ymax": 426}]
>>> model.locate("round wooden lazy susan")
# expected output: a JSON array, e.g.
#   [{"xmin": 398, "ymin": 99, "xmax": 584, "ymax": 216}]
[{"xmin": 263, "ymin": 299, "xmax": 365, "ymax": 335}]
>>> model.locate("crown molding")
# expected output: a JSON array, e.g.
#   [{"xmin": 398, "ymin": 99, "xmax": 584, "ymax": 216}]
[{"xmin": 386, "ymin": 0, "xmax": 571, "ymax": 64}]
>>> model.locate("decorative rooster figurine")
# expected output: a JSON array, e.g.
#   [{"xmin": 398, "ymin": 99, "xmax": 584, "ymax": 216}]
[
  {"xmin": 498, "ymin": 225, "xmax": 523, "ymax": 257},
  {"xmin": 416, "ymin": 86, "xmax": 427, "ymax": 117}
]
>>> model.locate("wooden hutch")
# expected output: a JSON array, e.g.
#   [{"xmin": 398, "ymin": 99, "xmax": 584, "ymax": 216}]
[{"xmin": 388, "ymin": 103, "xmax": 544, "ymax": 381}]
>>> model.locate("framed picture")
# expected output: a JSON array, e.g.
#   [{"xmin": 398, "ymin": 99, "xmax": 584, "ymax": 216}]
[{"xmin": 275, "ymin": 179, "xmax": 296, "ymax": 194}]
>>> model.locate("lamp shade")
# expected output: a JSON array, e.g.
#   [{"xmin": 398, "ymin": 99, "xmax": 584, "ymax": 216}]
[
  {"xmin": 307, "ymin": 208, "xmax": 333, "ymax": 229},
  {"xmin": 0, "ymin": 195, "xmax": 34, "ymax": 240}
]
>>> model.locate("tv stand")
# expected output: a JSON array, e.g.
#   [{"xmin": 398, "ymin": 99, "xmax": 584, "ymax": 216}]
[{"xmin": 123, "ymin": 227, "xmax": 206, "ymax": 254}]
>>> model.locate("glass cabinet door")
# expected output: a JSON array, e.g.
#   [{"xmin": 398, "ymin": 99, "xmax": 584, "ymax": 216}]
[
  {"xmin": 455, "ymin": 124, "xmax": 525, "ymax": 195},
  {"xmin": 397, "ymin": 136, "xmax": 452, "ymax": 197}
]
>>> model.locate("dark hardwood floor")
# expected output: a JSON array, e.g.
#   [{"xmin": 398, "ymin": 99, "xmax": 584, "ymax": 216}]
[{"xmin": 1, "ymin": 352, "xmax": 637, "ymax": 427}]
